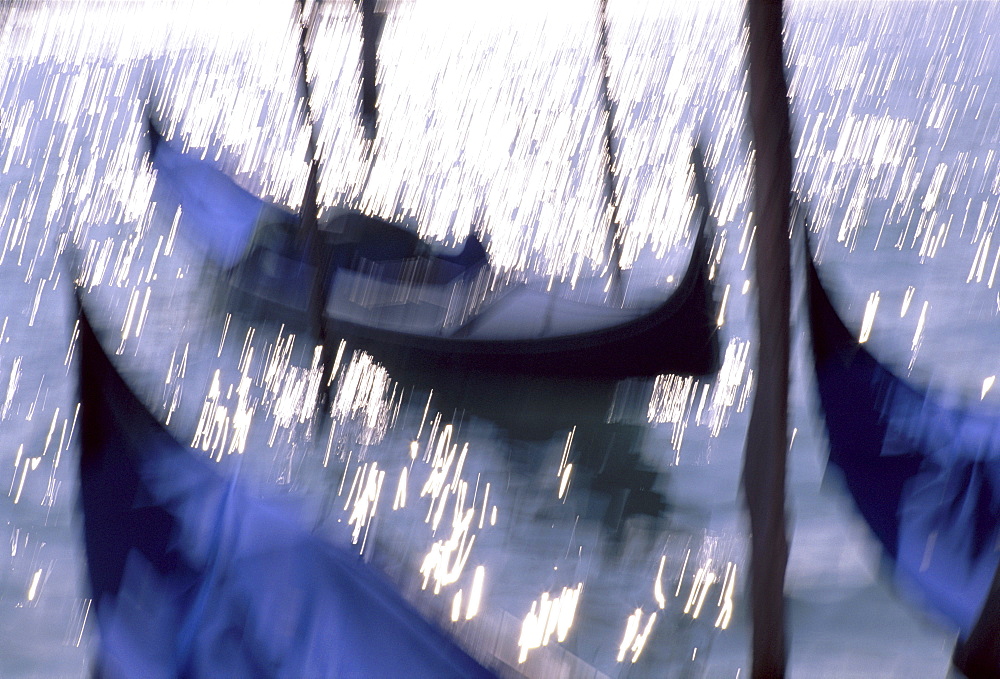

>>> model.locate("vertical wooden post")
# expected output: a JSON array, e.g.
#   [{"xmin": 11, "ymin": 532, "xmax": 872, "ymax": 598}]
[
  {"xmin": 358, "ymin": 0, "xmax": 385, "ymax": 142},
  {"xmin": 295, "ymin": 0, "xmax": 336, "ymax": 412},
  {"xmin": 596, "ymin": 0, "xmax": 625, "ymax": 301},
  {"xmin": 743, "ymin": 0, "xmax": 793, "ymax": 676}
]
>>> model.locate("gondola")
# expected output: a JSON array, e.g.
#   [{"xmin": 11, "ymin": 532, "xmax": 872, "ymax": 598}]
[
  {"xmin": 806, "ymin": 242, "xmax": 1000, "ymax": 677},
  {"xmin": 76, "ymin": 300, "xmax": 498, "ymax": 678},
  {"xmin": 320, "ymin": 175, "xmax": 718, "ymax": 379},
  {"xmin": 148, "ymin": 124, "xmax": 720, "ymax": 380},
  {"xmin": 143, "ymin": 0, "xmax": 719, "ymax": 381}
]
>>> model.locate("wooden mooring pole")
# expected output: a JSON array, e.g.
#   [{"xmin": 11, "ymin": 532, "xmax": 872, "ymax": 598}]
[{"xmin": 743, "ymin": 0, "xmax": 793, "ymax": 676}]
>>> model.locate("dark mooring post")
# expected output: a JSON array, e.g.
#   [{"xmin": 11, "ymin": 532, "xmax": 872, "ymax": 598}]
[
  {"xmin": 596, "ymin": 0, "xmax": 625, "ymax": 302},
  {"xmin": 294, "ymin": 0, "xmax": 323, "ymax": 318},
  {"xmin": 743, "ymin": 0, "xmax": 792, "ymax": 676},
  {"xmin": 295, "ymin": 0, "xmax": 337, "ymax": 415},
  {"xmin": 358, "ymin": 0, "xmax": 385, "ymax": 143}
]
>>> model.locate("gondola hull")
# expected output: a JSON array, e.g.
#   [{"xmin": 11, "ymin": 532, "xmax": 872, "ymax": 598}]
[
  {"xmin": 148, "ymin": 124, "xmax": 720, "ymax": 381},
  {"xmin": 322, "ymin": 214, "xmax": 719, "ymax": 380},
  {"xmin": 806, "ymin": 249, "xmax": 1000, "ymax": 676},
  {"xmin": 76, "ymin": 303, "xmax": 497, "ymax": 678}
]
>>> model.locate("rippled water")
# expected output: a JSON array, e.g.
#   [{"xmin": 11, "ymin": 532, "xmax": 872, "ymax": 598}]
[{"xmin": 2, "ymin": 1, "xmax": 998, "ymax": 676}]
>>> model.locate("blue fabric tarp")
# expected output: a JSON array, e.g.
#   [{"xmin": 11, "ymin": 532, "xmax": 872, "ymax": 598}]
[
  {"xmin": 77, "ymin": 302, "xmax": 497, "ymax": 679},
  {"xmin": 807, "ymin": 253, "xmax": 1000, "ymax": 675}
]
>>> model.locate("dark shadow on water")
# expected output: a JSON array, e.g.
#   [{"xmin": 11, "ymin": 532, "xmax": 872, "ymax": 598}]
[{"xmin": 368, "ymin": 346, "xmax": 676, "ymax": 547}]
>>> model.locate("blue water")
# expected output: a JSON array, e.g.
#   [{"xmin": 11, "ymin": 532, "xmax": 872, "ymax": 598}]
[{"xmin": 2, "ymin": 1, "xmax": 998, "ymax": 676}]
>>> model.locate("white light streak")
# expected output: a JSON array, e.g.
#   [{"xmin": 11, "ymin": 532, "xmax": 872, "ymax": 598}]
[
  {"xmin": 859, "ymin": 291, "xmax": 880, "ymax": 343},
  {"xmin": 517, "ymin": 583, "xmax": 583, "ymax": 663},
  {"xmin": 63, "ymin": 320, "xmax": 80, "ymax": 373},
  {"xmin": 911, "ymin": 300, "xmax": 929, "ymax": 364},
  {"xmin": 75, "ymin": 599, "xmax": 92, "ymax": 648},
  {"xmin": 192, "ymin": 369, "xmax": 230, "ymax": 456},
  {"xmin": 479, "ymin": 483, "xmax": 490, "ymax": 530},
  {"xmin": 617, "ymin": 608, "xmax": 656, "ymax": 663},
  {"xmin": 675, "ymin": 549, "xmax": 691, "ymax": 598},
  {"xmin": 8, "ymin": 444, "xmax": 23, "ymax": 498},
  {"xmin": 347, "ymin": 462, "xmax": 386, "ymax": 546},
  {"xmin": 654, "ymin": 555, "xmax": 667, "ymax": 609},
  {"xmin": 647, "ymin": 373, "xmax": 699, "ymax": 454},
  {"xmin": 557, "ymin": 463, "xmax": 573, "ymax": 500},
  {"xmin": 11, "ymin": 456, "xmax": 37, "ymax": 505},
  {"xmin": 41, "ymin": 408, "xmax": 60, "ymax": 459},
  {"xmin": 556, "ymin": 429, "xmax": 575, "ymax": 499},
  {"xmin": 715, "ymin": 563, "xmax": 736, "ymax": 630},
  {"xmin": 27, "ymin": 278, "xmax": 45, "ymax": 327},
  {"xmin": 901, "ymin": 285, "xmax": 915, "ymax": 316},
  {"xmin": 466, "ymin": 565, "xmax": 486, "ymax": 620},
  {"xmin": 3, "ymin": 356, "xmax": 22, "ymax": 419},
  {"xmin": 684, "ymin": 559, "xmax": 718, "ymax": 620},
  {"xmin": 328, "ymin": 349, "xmax": 397, "ymax": 445},
  {"xmin": 135, "ymin": 286, "xmax": 152, "ymax": 338},
  {"xmin": 393, "ymin": 466, "xmax": 408, "ymax": 510},
  {"xmin": 229, "ymin": 372, "xmax": 254, "ymax": 455},
  {"xmin": 706, "ymin": 338, "xmax": 751, "ymax": 436},
  {"xmin": 969, "ymin": 232, "xmax": 992, "ymax": 283},
  {"xmin": 716, "ymin": 283, "xmax": 730, "ymax": 327},
  {"xmin": 117, "ymin": 287, "xmax": 141, "ymax": 353},
  {"xmin": 27, "ymin": 568, "xmax": 42, "ymax": 601},
  {"xmin": 419, "ymin": 507, "xmax": 476, "ymax": 594}
]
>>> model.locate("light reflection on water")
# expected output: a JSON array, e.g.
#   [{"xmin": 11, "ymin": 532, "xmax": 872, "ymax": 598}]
[{"xmin": 3, "ymin": 0, "xmax": 1000, "ymax": 677}]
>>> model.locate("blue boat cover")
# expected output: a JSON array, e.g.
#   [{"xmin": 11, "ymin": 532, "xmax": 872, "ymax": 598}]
[
  {"xmin": 807, "ymin": 254, "xmax": 1000, "ymax": 671},
  {"xmin": 148, "ymin": 123, "xmax": 270, "ymax": 268},
  {"xmin": 77, "ymin": 304, "xmax": 497, "ymax": 678},
  {"xmin": 146, "ymin": 121, "xmax": 488, "ymax": 284}
]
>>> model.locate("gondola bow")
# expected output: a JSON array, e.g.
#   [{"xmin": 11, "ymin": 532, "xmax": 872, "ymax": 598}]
[
  {"xmin": 76, "ymin": 302, "xmax": 498, "ymax": 678},
  {"xmin": 806, "ymin": 249, "xmax": 1000, "ymax": 676}
]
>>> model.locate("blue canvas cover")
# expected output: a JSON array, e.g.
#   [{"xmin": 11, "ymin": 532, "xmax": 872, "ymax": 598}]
[
  {"xmin": 147, "ymin": 123, "xmax": 270, "ymax": 268},
  {"xmin": 146, "ymin": 121, "xmax": 487, "ymax": 281},
  {"xmin": 807, "ymin": 253, "xmax": 1000, "ymax": 676},
  {"xmin": 76, "ymin": 302, "xmax": 498, "ymax": 678}
]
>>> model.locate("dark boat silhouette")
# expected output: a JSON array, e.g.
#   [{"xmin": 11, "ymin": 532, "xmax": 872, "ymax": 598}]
[
  {"xmin": 76, "ymin": 300, "xmax": 498, "ymax": 678},
  {"xmin": 148, "ymin": 124, "xmax": 720, "ymax": 380},
  {"xmin": 806, "ymin": 242, "xmax": 1000, "ymax": 677},
  {"xmin": 146, "ymin": 0, "xmax": 719, "ymax": 382}
]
